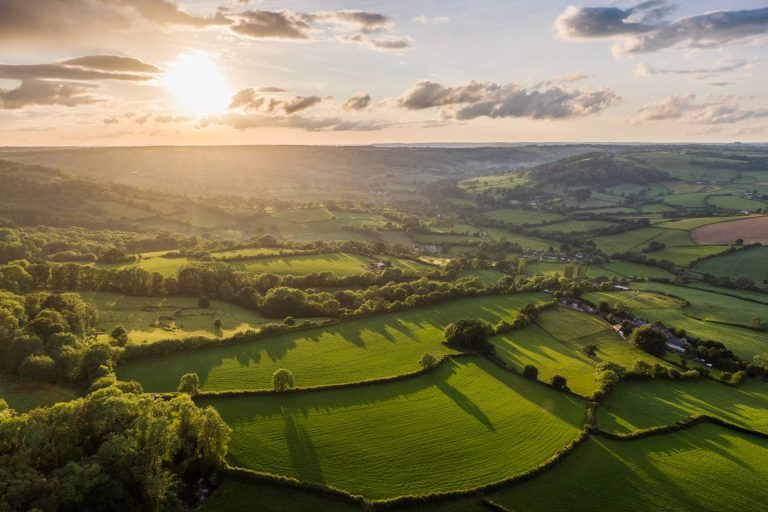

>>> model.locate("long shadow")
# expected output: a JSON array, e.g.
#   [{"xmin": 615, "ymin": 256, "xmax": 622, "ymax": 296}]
[
  {"xmin": 282, "ymin": 406, "xmax": 325, "ymax": 485},
  {"xmin": 436, "ymin": 380, "xmax": 496, "ymax": 431}
]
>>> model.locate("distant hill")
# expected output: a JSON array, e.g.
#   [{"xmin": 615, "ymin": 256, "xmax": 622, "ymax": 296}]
[{"xmin": 530, "ymin": 152, "xmax": 670, "ymax": 187}]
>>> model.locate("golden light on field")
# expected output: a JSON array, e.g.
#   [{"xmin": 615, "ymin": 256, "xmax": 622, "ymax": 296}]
[{"xmin": 164, "ymin": 53, "xmax": 230, "ymax": 117}]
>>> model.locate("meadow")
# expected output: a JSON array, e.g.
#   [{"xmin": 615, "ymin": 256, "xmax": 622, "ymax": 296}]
[
  {"xmin": 492, "ymin": 424, "xmax": 768, "ymax": 512},
  {"xmin": 227, "ymin": 252, "xmax": 436, "ymax": 276},
  {"xmin": 0, "ymin": 378, "xmax": 80, "ymax": 412},
  {"xmin": 597, "ymin": 378, "xmax": 768, "ymax": 434},
  {"xmin": 694, "ymin": 246, "xmax": 768, "ymax": 285},
  {"xmin": 484, "ymin": 208, "xmax": 566, "ymax": 225},
  {"xmin": 117, "ymin": 293, "xmax": 548, "ymax": 392},
  {"xmin": 198, "ymin": 357, "xmax": 586, "ymax": 499}
]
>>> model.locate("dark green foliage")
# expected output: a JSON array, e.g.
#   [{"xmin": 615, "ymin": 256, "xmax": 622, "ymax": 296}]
[
  {"xmin": 443, "ymin": 319, "xmax": 491, "ymax": 351},
  {"xmin": 522, "ymin": 365, "xmax": 539, "ymax": 380},
  {"xmin": 178, "ymin": 372, "xmax": 201, "ymax": 395},
  {"xmin": 550, "ymin": 375, "xmax": 567, "ymax": 390},
  {"xmin": 272, "ymin": 368, "xmax": 295, "ymax": 391},
  {"xmin": 198, "ymin": 296, "xmax": 211, "ymax": 309},
  {"xmin": 531, "ymin": 153, "xmax": 669, "ymax": 187},
  {"xmin": 629, "ymin": 325, "xmax": 667, "ymax": 357}
]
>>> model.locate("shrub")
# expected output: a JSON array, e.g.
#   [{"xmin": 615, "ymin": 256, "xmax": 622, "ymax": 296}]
[
  {"xmin": 522, "ymin": 365, "xmax": 538, "ymax": 380},
  {"xmin": 18, "ymin": 354, "xmax": 55, "ymax": 382},
  {"xmin": 198, "ymin": 296, "xmax": 210, "ymax": 309},
  {"xmin": 419, "ymin": 353, "xmax": 438, "ymax": 370},
  {"xmin": 551, "ymin": 375, "xmax": 567, "ymax": 390},
  {"xmin": 443, "ymin": 319, "xmax": 491, "ymax": 351},
  {"xmin": 178, "ymin": 372, "xmax": 201, "ymax": 395},
  {"xmin": 284, "ymin": 316, "xmax": 295, "ymax": 326},
  {"xmin": 629, "ymin": 324, "xmax": 667, "ymax": 357},
  {"xmin": 272, "ymin": 368, "xmax": 295, "ymax": 391}
]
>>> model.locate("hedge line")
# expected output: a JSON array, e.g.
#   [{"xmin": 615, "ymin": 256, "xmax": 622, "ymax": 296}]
[
  {"xmin": 483, "ymin": 351, "xmax": 591, "ymax": 401},
  {"xmin": 480, "ymin": 499, "xmax": 513, "ymax": 512},
  {"xmin": 591, "ymin": 414, "xmax": 768, "ymax": 442},
  {"xmin": 192, "ymin": 352, "xmax": 477, "ymax": 399}
]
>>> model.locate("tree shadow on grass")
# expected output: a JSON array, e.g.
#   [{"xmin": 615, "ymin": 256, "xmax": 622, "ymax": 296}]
[
  {"xmin": 436, "ymin": 380, "xmax": 495, "ymax": 431},
  {"xmin": 282, "ymin": 406, "xmax": 325, "ymax": 485}
]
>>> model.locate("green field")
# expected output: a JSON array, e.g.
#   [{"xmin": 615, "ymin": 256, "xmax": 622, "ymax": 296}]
[
  {"xmin": 199, "ymin": 357, "xmax": 586, "ymax": 499},
  {"xmin": 493, "ymin": 424, "xmax": 768, "ymax": 512},
  {"xmin": 537, "ymin": 220, "xmax": 617, "ymax": 234},
  {"xmin": 81, "ymin": 291, "xmax": 276, "ymax": 344},
  {"xmin": 117, "ymin": 294, "xmax": 548, "ymax": 392},
  {"xmin": 457, "ymin": 269, "xmax": 508, "ymax": 285},
  {"xmin": 598, "ymin": 378, "xmax": 768, "ymax": 434},
  {"xmin": 656, "ymin": 216, "xmax": 749, "ymax": 231},
  {"xmin": 694, "ymin": 246, "xmax": 768, "ymax": 285},
  {"xmin": 597, "ymin": 261, "xmax": 674, "ymax": 279},
  {"xmin": 527, "ymin": 261, "xmax": 623, "ymax": 280},
  {"xmin": 587, "ymin": 288, "xmax": 768, "ymax": 359},
  {"xmin": 590, "ymin": 227, "xmax": 663, "ymax": 254},
  {"xmin": 0, "ymin": 377, "xmax": 80, "ymax": 412},
  {"xmin": 484, "ymin": 208, "xmax": 566, "ymax": 225},
  {"xmin": 706, "ymin": 194, "xmax": 766, "ymax": 211},
  {"xmin": 228, "ymin": 252, "xmax": 436, "ymax": 276},
  {"xmin": 663, "ymin": 192, "xmax": 714, "ymax": 209},
  {"xmin": 648, "ymin": 245, "xmax": 727, "ymax": 265}
]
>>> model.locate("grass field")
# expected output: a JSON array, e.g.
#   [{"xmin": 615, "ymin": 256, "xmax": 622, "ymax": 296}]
[
  {"xmin": 647, "ymin": 245, "xmax": 727, "ymax": 266},
  {"xmin": 199, "ymin": 479, "xmax": 360, "ymax": 512},
  {"xmin": 484, "ymin": 209, "xmax": 566, "ymax": 226},
  {"xmin": 0, "ymin": 377, "xmax": 80, "ymax": 412},
  {"xmin": 493, "ymin": 424, "xmax": 768, "ymax": 512},
  {"xmin": 656, "ymin": 216, "xmax": 749, "ymax": 231},
  {"xmin": 589, "ymin": 227, "xmax": 663, "ymax": 254},
  {"xmin": 597, "ymin": 261, "xmax": 674, "ymax": 279},
  {"xmin": 587, "ymin": 288, "xmax": 768, "ymax": 359},
  {"xmin": 457, "ymin": 269, "xmax": 508, "ymax": 285},
  {"xmin": 663, "ymin": 192, "xmax": 713, "ymax": 209},
  {"xmin": 117, "ymin": 293, "xmax": 548, "ymax": 392},
  {"xmin": 694, "ymin": 246, "xmax": 768, "ymax": 285},
  {"xmin": 198, "ymin": 357, "xmax": 586, "ymax": 499},
  {"xmin": 492, "ymin": 307, "xmax": 667, "ymax": 396},
  {"xmin": 527, "ymin": 261, "xmax": 623, "ymax": 280},
  {"xmin": 598, "ymin": 378, "xmax": 768, "ymax": 434},
  {"xmin": 537, "ymin": 220, "xmax": 617, "ymax": 234},
  {"xmin": 706, "ymin": 194, "xmax": 766, "ymax": 211},
  {"xmin": 81, "ymin": 291, "xmax": 275, "ymax": 344},
  {"xmin": 228, "ymin": 252, "xmax": 436, "ymax": 276}
]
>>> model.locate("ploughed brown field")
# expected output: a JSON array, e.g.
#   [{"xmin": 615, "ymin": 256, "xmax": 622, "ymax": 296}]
[{"xmin": 692, "ymin": 215, "xmax": 768, "ymax": 245}]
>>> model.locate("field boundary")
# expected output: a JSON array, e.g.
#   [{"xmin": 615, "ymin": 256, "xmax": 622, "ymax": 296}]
[{"xmin": 591, "ymin": 414, "xmax": 768, "ymax": 441}]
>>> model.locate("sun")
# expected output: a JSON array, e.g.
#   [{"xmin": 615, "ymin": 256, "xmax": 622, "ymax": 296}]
[{"xmin": 164, "ymin": 53, "xmax": 231, "ymax": 117}]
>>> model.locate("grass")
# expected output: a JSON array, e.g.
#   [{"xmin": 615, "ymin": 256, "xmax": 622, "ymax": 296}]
[
  {"xmin": 117, "ymin": 293, "xmax": 549, "ymax": 392},
  {"xmin": 537, "ymin": 220, "xmax": 617, "ymax": 234},
  {"xmin": 493, "ymin": 424, "xmax": 768, "ymax": 512},
  {"xmin": 694, "ymin": 246, "xmax": 768, "ymax": 285},
  {"xmin": 199, "ymin": 478, "xmax": 360, "ymax": 512},
  {"xmin": 587, "ymin": 288, "xmax": 768, "ymax": 359},
  {"xmin": 655, "ymin": 216, "xmax": 749, "ymax": 231},
  {"xmin": 527, "ymin": 261, "xmax": 623, "ymax": 280},
  {"xmin": 598, "ymin": 261, "xmax": 674, "ymax": 279},
  {"xmin": 0, "ymin": 377, "xmax": 79, "ymax": 412},
  {"xmin": 492, "ymin": 307, "xmax": 667, "ymax": 396},
  {"xmin": 198, "ymin": 357, "xmax": 586, "ymax": 499},
  {"xmin": 228, "ymin": 252, "xmax": 436, "ymax": 276},
  {"xmin": 648, "ymin": 245, "xmax": 727, "ymax": 266},
  {"xmin": 663, "ymin": 192, "xmax": 713, "ymax": 208},
  {"xmin": 589, "ymin": 227, "xmax": 664, "ymax": 254},
  {"xmin": 597, "ymin": 378, "xmax": 768, "ymax": 434},
  {"xmin": 706, "ymin": 194, "xmax": 766, "ymax": 211},
  {"xmin": 484, "ymin": 209, "xmax": 566, "ymax": 226},
  {"xmin": 81, "ymin": 291, "xmax": 275, "ymax": 344},
  {"xmin": 457, "ymin": 269, "xmax": 507, "ymax": 285}
]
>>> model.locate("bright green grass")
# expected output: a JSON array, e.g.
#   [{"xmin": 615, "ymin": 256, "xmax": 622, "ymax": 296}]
[
  {"xmin": 639, "ymin": 203, "xmax": 676, "ymax": 213},
  {"xmin": 199, "ymin": 479, "xmax": 360, "ymax": 512},
  {"xmin": 211, "ymin": 247, "xmax": 303, "ymax": 259},
  {"xmin": 269, "ymin": 207, "xmax": 335, "ymax": 223},
  {"xmin": 457, "ymin": 269, "xmax": 507, "ymax": 285},
  {"xmin": 498, "ymin": 233, "xmax": 557, "ymax": 250},
  {"xmin": 598, "ymin": 378, "xmax": 768, "ymax": 434},
  {"xmin": 527, "ymin": 261, "xmax": 623, "ymax": 280},
  {"xmin": 694, "ymin": 246, "xmax": 768, "ymax": 285},
  {"xmin": 655, "ymin": 216, "xmax": 749, "ymax": 231},
  {"xmin": 589, "ymin": 227, "xmax": 663, "ymax": 254},
  {"xmin": 648, "ymin": 227, "xmax": 694, "ymax": 246},
  {"xmin": 663, "ymin": 192, "xmax": 713, "ymax": 208},
  {"xmin": 117, "ymin": 293, "xmax": 548, "ymax": 392},
  {"xmin": 199, "ymin": 357, "xmax": 586, "ymax": 499},
  {"xmin": 81, "ymin": 291, "xmax": 276, "ymax": 344},
  {"xmin": 0, "ymin": 377, "xmax": 79, "ymax": 412},
  {"xmin": 598, "ymin": 261, "xmax": 674, "ymax": 279},
  {"xmin": 537, "ymin": 220, "xmax": 617, "ymax": 234},
  {"xmin": 491, "ymin": 307, "xmax": 668, "ymax": 396},
  {"xmin": 484, "ymin": 209, "xmax": 566, "ymax": 226},
  {"xmin": 493, "ymin": 424, "xmax": 768, "ymax": 512},
  {"xmin": 229, "ymin": 252, "xmax": 435, "ymax": 276},
  {"xmin": 94, "ymin": 254, "xmax": 191, "ymax": 277},
  {"xmin": 706, "ymin": 194, "xmax": 766, "ymax": 211},
  {"xmin": 648, "ymin": 245, "xmax": 727, "ymax": 265},
  {"xmin": 587, "ymin": 289, "xmax": 768, "ymax": 359}
]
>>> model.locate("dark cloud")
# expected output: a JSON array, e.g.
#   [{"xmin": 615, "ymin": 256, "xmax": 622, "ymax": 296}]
[
  {"xmin": 61, "ymin": 55, "xmax": 161, "ymax": 73},
  {"xmin": 283, "ymin": 96, "xmax": 322, "ymax": 114},
  {"xmin": 103, "ymin": 117, "xmax": 119, "ymax": 124},
  {"xmin": 229, "ymin": 88, "xmax": 321, "ymax": 114},
  {"xmin": 316, "ymin": 10, "xmax": 390, "ymax": 33},
  {"xmin": 343, "ymin": 92, "xmax": 372, "ymax": 111},
  {"xmin": 111, "ymin": 0, "xmax": 231, "ymax": 27},
  {"xmin": 344, "ymin": 34, "xmax": 411, "ymax": 50},
  {"xmin": 205, "ymin": 113, "xmax": 388, "ymax": 132},
  {"xmin": 231, "ymin": 10, "xmax": 311, "ymax": 39},
  {"xmin": 0, "ymin": 79, "xmax": 100, "ymax": 109},
  {"xmin": 632, "ymin": 94, "xmax": 768, "ymax": 124},
  {"xmin": 398, "ymin": 80, "xmax": 618, "ymax": 120},
  {"xmin": 0, "ymin": 63, "xmax": 155, "ymax": 82},
  {"xmin": 258, "ymin": 86, "xmax": 288, "ymax": 93},
  {"xmin": 557, "ymin": 3, "xmax": 768, "ymax": 55}
]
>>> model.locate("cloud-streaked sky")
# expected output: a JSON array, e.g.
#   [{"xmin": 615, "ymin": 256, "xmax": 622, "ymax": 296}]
[{"xmin": 1, "ymin": 0, "xmax": 766, "ymax": 145}]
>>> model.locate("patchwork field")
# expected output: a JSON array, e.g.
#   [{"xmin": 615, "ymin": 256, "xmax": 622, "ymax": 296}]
[
  {"xmin": 694, "ymin": 246, "xmax": 768, "ymax": 285},
  {"xmin": 705, "ymin": 194, "xmax": 766, "ymax": 211},
  {"xmin": 493, "ymin": 424, "xmax": 768, "ymax": 512},
  {"xmin": 692, "ymin": 215, "xmax": 768, "ymax": 244},
  {"xmin": 228, "ymin": 252, "xmax": 437, "ymax": 276},
  {"xmin": 484, "ymin": 208, "xmax": 566, "ymax": 225},
  {"xmin": 597, "ymin": 378, "xmax": 768, "ymax": 434},
  {"xmin": 117, "ymin": 293, "xmax": 548, "ymax": 392},
  {"xmin": 0, "ymin": 378, "xmax": 80, "ymax": 412},
  {"xmin": 198, "ymin": 357, "xmax": 586, "ymax": 499},
  {"xmin": 81, "ymin": 291, "xmax": 275, "ymax": 344}
]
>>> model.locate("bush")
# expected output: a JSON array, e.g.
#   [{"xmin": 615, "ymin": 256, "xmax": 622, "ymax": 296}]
[
  {"xmin": 284, "ymin": 316, "xmax": 295, "ymax": 326},
  {"xmin": 178, "ymin": 372, "xmax": 200, "ymax": 395},
  {"xmin": 522, "ymin": 365, "xmax": 538, "ymax": 380},
  {"xmin": 551, "ymin": 375, "xmax": 567, "ymax": 390},
  {"xmin": 272, "ymin": 368, "xmax": 295, "ymax": 391},
  {"xmin": 419, "ymin": 353, "xmax": 438, "ymax": 370},
  {"xmin": 18, "ymin": 354, "xmax": 55, "ymax": 382},
  {"xmin": 198, "ymin": 296, "xmax": 210, "ymax": 309},
  {"xmin": 629, "ymin": 325, "xmax": 667, "ymax": 357},
  {"xmin": 443, "ymin": 319, "xmax": 491, "ymax": 351}
]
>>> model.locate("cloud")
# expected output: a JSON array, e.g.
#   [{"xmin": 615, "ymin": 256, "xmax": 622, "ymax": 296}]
[
  {"xmin": 561, "ymin": 72, "xmax": 592, "ymax": 82},
  {"xmin": 631, "ymin": 94, "xmax": 768, "ymax": 124},
  {"xmin": 154, "ymin": 114, "xmax": 194, "ymax": 124},
  {"xmin": 103, "ymin": 117, "xmax": 119, "ymax": 124},
  {"xmin": 413, "ymin": 15, "xmax": 450, "ymax": 25},
  {"xmin": 258, "ymin": 86, "xmax": 288, "ymax": 93},
  {"xmin": 556, "ymin": 3, "xmax": 768, "ymax": 55},
  {"xmin": 204, "ymin": 113, "xmax": 388, "ymax": 132},
  {"xmin": 61, "ymin": 55, "xmax": 161, "ymax": 73},
  {"xmin": 0, "ymin": 61, "xmax": 157, "ymax": 82},
  {"xmin": 317, "ymin": 11, "xmax": 390, "ymax": 33},
  {"xmin": 0, "ymin": 79, "xmax": 100, "ymax": 109},
  {"xmin": 397, "ymin": 80, "xmax": 619, "ymax": 120},
  {"xmin": 231, "ymin": 10, "xmax": 311, "ymax": 39},
  {"xmin": 343, "ymin": 92, "xmax": 372, "ymax": 111},
  {"xmin": 635, "ymin": 60, "xmax": 752, "ymax": 77},
  {"xmin": 229, "ymin": 88, "xmax": 321, "ymax": 114}
]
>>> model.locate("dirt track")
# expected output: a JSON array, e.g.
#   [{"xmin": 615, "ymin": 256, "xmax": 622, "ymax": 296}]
[{"xmin": 692, "ymin": 215, "xmax": 768, "ymax": 244}]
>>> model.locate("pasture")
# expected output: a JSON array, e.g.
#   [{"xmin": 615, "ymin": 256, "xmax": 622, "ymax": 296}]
[
  {"xmin": 597, "ymin": 378, "xmax": 768, "ymax": 434},
  {"xmin": 117, "ymin": 293, "xmax": 548, "ymax": 392},
  {"xmin": 0, "ymin": 377, "xmax": 79, "ymax": 412},
  {"xmin": 692, "ymin": 215, "xmax": 768, "ymax": 244},
  {"xmin": 655, "ymin": 215, "xmax": 749, "ymax": 231},
  {"xmin": 537, "ymin": 220, "xmax": 617, "ymax": 234},
  {"xmin": 199, "ymin": 357, "xmax": 586, "ymax": 499},
  {"xmin": 492, "ymin": 424, "xmax": 768, "ymax": 512},
  {"xmin": 484, "ymin": 209, "xmax": 566, "ymax": 225},
  {"xmin": 227, "ymin": 252, "xmax": 436, "ymax": 276},
  {"xmin": 705, "ymin": 194, "xmax": 766, "ymax": 211},
  {"xmin": 694, "ymin": 246, "xmax": 768, "ymax": 285},
  {"xmin": 81, "ymin": 291, "xmax": 274, "ymax": 344}
]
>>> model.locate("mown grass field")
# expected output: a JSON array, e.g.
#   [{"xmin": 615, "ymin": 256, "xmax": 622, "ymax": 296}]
[
  {"xmin": 537, "ymin": 220, "xmax": 617, "ymax": 234},
  {"xmin": 694, "ymin": 246, "xmax": 768, "ymax": 284},
  {"xmin": 81, "ymin": 291, "xmax": 275, "ymax": 344},
  {"xmin": 527, "ymin": 261, "xmax": 623, "ymax": 279},
  {"xmin": 484, "ymin": 208, "xmax": 566, "ymax": 225},
  {"xmin": 706, "ymin": 194, "xmax": 766, "ymax": 211},
  {"xmin": 457, "ymin": 269, "xmax": 507, "ymax": 285},
  {"xmin": 199, "ymin": 357, "xmax": 586, "ymax": 499},
  {"xmin": 597, "ymin": 261, "xmax": 674, "ymax": 279},
  {"xmin": 597, "ymin": 378, "xmax": 768, "ymax": 434},
  {"xmin": 229, "ymin": 252, "xmax": 436, "ymax": 276},
  {"xmin": 656, "ymin": 215, "xmax": 750, "ymax": 231},
  {"xmin": 0, "ymin": 377, "xmax": 80, "ymax": 412},
  {"xmin": 588, "ymin": 287, "xmax": 768, "ymax": 359},
  {"xmin": 589, "ymin": 227, "xmax": 663, "ymax": 254},
  {"xmin": 492, "ymin": 424, "xmax": 768, "ymax": 512},
  {"xmin": 648, "ymin": 245, "xmax": 727, "ymax": 266},
  {"xmin": 117, "ymin": 293, "xmax": 548, "ymax": 392}
]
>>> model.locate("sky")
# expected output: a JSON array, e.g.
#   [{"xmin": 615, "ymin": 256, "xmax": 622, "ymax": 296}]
[{"xmin": 0, "ymin": 0, "xmax": 767, "ymax": 145}]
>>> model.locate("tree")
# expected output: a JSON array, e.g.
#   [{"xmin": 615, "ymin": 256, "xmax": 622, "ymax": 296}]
[
  {"xmin": 198, "ymin": 296, "xmax": 210, "ymax": 309},
  {"xmin": 272, "ymin": 368, "xmax": 295, "ymax": 391},
  {"xmin": 522, "ymin": 365, "xmax": 538, "ymax": 380},
  {"xmin": 443, "ymin": 319, "xmax": 491, "ymax": 351},
  {"xmin": 629, "ymin": 324, "xmax": 667, "ymax": 357},
  {"xmin": 213, "ymin": 319, "xmax": 222, "ymax": 329},
  {"xmin": 734, "ymin": 275, "xmax": 754, "ymax": 289},
  {"xmin": 177, "ymin": 372, "xmax": 200, "ymax": 395},
  {"xmin": 583, "ymin": 343, "xmax": 598, "ymax": 358},
  {"xmin": 111, "ymin": 325, "xmax": 128, "ymax": 346},
  {"xmin": 520, "ymin": 303, "xmax": 539, "ymax": 318},
  {"xmin": 419, "ymin": 353, "xmax": 438, "ymax": 370},
  {"xmin": 551, "ymin": 375, "xmax": 567, "ymax": 390}
]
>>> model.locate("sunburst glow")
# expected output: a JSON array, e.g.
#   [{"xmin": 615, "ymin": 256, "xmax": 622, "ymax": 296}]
[{"xmin": 164, "ymin": 53, "xmax": 230, "ymax": 117}]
